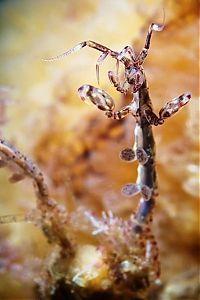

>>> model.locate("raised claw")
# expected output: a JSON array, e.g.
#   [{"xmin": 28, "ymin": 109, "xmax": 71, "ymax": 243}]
[
  {"xmin": 159, "ymin": 93, "xmax": 191, "ymax": 120},
  {"xmin": 78, "ymin": 84, "xmax": 115, "ymax": 111}
]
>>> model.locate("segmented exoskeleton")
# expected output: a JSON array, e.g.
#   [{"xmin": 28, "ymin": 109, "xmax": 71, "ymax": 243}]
[
  {"xmin": 44, "ymin": 22, "xmax": 191, "ymax": 282},
  {"xmin": 45, "ymin": 20, "xmax": 191, "ymax": 228},
  {"xmin": 0, "ymin": 18, "xmax": 190, "ymax": 289}
]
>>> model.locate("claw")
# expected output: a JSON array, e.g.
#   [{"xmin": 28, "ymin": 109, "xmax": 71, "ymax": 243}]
[
  {"xmin": 159, "ymin": 92, "xmax": 191, "ymax": 120},
  {"xmin": 78, "ymin": 85, "xmax": 115, "ymax": 111}
]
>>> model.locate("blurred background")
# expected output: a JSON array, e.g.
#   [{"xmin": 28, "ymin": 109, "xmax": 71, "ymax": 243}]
[{"xmin": 0, "ymin": 0, "xmax": 199, "ymax": 299}]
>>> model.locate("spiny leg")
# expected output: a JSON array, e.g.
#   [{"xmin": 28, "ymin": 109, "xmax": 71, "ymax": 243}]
[
  {"xmin": 43, "ymin": 40, "xmax": 118, "ymax": 62},
  {"xmin": 43, "ymin": 41, "xmax": 134, "ymax": 86},
  {"xmin": 44, "ymin": 40, "xmax": 121, "ymax": 86}
]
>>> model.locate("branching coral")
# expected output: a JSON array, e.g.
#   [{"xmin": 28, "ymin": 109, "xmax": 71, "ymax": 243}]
[
  {"xmin": 0, "ymin": 139, "xmax": 70, "ymax": 247},
  {"xmin": 0, "ymin": 138, "xmax": 159, "ymax": 299}
]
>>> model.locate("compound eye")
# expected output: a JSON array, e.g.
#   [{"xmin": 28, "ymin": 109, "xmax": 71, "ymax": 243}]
[{"xmin": 126, "ymin": 67, "xmax": 136, "ymax": 83}]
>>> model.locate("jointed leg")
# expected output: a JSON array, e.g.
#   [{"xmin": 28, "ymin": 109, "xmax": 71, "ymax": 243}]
[
  {"xmin": 143, "ymin": 108, "xmax": 164, "ymax": 126},
  {"xmin": 117, "ymin": 45, "xmax": 137, "ymax": 61},
  {"xmin": 43, "ymin": 40, "xmax": 118, "ymax": 62},
  {"xmin": 143, "ymin": 92, "xmax": 191, "ymax": 126},
  {"xmin": 108, "ymin": 71, "xmax": 130, "ymax": 93},
  {"xmin": 137, "ymin": 22, "xmax": 164, "ymax": 65},
  {"xmin": 105, "ymin": 105, "xmax": 131, "ymax": 120},
  {"xmin": 77, "ymin": 84, "xmax": 131, "ymax": 119},
  {"xmin": 96, "ymin": 52, "xmax": 109, "ymax": 85},
  {"xmin": 78, "ymin": 84, "xmax": 115, "ymax": 111},
  {"xmin": 159, "ymin": 92, "xmax": 191, "ymax": 120}
]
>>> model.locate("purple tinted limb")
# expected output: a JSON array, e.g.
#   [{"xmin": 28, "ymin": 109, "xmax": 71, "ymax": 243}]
[
  {"xmin": 137, "ymin": 20, "xmax": 164, "ymax": 65},
  {"xmin": 105, "ymin": 105, "xmax": 131, "ymax": 120},
  {"xmin": 117, "ymin": 45, "xmax": 137, "ymax": 61},
  {"xmin": 143, "ymin": 92, "xmax": 191, "ymax": 126},
  {"xmin": 78, "ymin": 84, "xmax": 115, "ymax": 111},
  {"xmin": 159, "ymin": 92, "xmax": 191, "ymax": 120},
  {"xmin": 43, "ymin": 40, "xmax": 118, "ymax": 62},
  {"xmin": 77, "ymin": 84, "xmax": 132, "ymax": 120},
  {"xmin": 121, "ymin": 183, "xmax": 140, "ymax": 197},
  {"xmin": 96, "ymin": 52, "xmax": 109, "ymax": 85},
  {"xmin": 108, "ymin": 71, "xmax": 130, "ymax": 93}
]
